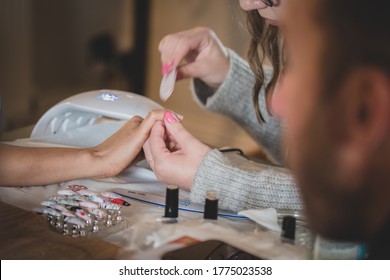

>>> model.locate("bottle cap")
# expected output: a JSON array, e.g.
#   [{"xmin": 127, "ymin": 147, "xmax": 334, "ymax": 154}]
[
  {"xmin": 281, "ymin": 216, "xmax": 296, "ymax": 241},
  {"xmin": 164, "ymin": 185, "xmax": 179, "ymax": 218},
  {"xmin": 203, "ymin": 190, "xmax": 219, "ymax": 220}
]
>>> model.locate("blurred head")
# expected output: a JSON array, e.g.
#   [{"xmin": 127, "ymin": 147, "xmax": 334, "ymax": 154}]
[
  {"xmin": 279, "ymin": 0, "xmax": 390, "ymax": 242},
  {"xmin": 240, "ymin": 0, "xmax": 287, "ymax": 122}
]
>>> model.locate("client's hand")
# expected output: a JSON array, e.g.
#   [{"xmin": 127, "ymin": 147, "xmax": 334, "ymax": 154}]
[
  {"xmin": 91, "ymin": 110, "xmax": 166, "ymax": 177},
  {"xmin": 0, "ymin": 110, "xmax": 167, "ymax": 187},
  {"xmin": 143, "ymin": 111, "xmax": 211, "ymax": 190}
]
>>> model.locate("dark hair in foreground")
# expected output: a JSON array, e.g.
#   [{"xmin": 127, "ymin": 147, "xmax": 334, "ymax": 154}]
[{"xmin": 316, "ymin": 0, "xmax": 390, "ymax": 100}]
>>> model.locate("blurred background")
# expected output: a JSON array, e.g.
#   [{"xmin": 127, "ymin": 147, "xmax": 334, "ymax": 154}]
[{"xmin": 0, "ymin": 0, "xmax": 261, "ymax": 155}]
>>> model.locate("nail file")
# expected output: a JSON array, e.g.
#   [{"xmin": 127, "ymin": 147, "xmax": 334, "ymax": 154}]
[{"xmin": 159, "ymin": 68, "xmax": 177, "ymax": 102}]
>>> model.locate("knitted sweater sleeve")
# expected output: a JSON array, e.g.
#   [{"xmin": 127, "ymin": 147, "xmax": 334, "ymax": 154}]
[
  {"xmin": 191, "ymin": 149, "xmax": 302, "ymax": 212},
  {"xmin": 189, "ymin": 49, "xmax": 303, "ymax": 212},
  {"xmin": 191, "ymin": 49, "xmax": 284, "ymax": 164}
]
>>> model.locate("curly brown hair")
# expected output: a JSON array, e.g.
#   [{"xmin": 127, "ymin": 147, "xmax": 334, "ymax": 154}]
[{"xmin": 246, "ymin": 10, "xmax": 284, "ymax": 123}]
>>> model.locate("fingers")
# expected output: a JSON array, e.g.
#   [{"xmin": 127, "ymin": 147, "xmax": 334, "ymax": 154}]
[
  {"xmin": 120, "ymin": 115, "xmax": 143, "ymax": 130},
  {"xmin": 130, "ymin": 109, "xmax": 184, "ymax": 148},
  {"xmin": 144, "ymin": 121, "xmax": 170, "ymax": 170},
  {"xmin": 144, "ymin": 112, "xmax": 211, "ymax": 190},
  {"xmin": 145, "ymin": 112, "xmax": 188, "ymax": 163},
  {"xmin": 114, "ymin": 110, "xmax": 165, "ymax": 158},
  {"xmin": 159, "ymin": 27, "xmax": 214, "ymax": 73},
  {"xmin": 159, "ymin": 27, "xmax": 229, "ymax": 88},
  {"xmin": 165, "ymin": 132, "xmax": 181, "ymax": 151},
  {"xmin": 129, "ymin": 115, "xmax": 144, "ymax": 122},
  {"xmin": 135, "ymin": 109, "xmax": 165, "ymax": 135},
  {"xmin": 163, "ymin": 111, "xmax": 195, "ymax": 149},
  {"xmin": 178, "ymin": 61, "xmax": 206, "ymax": 80}
]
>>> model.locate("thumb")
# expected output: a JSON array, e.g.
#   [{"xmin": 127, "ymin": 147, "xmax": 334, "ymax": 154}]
[{"xmin": 164, "ymin": 111, "xmax": 194, "ymax": 147}]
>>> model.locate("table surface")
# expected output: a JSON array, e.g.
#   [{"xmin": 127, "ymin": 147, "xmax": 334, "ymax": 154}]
[
  {"xmin": 0, "ymin": 125, "xmax": 279, "ymax": 260},
  {"xmin": 0, "ymin": 201, "xmax": 120, "ymax": 260},
  {"xmin": 1, "ymin": 127, "xmax": 122, "ymax": 259}
]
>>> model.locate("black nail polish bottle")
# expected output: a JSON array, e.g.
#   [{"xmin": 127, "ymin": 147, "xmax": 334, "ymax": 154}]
[
  {"xmin": 203, "ymin": 190, "xmax": 219, "ymax": 220},
  {"xmin": 162, "ymin": 185, "xmax": 179, "ymax": 223}
]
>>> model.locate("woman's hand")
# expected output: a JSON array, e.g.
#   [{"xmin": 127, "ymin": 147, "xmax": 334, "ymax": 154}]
[
  {"xmin": 159, "ymin": 27, "xmax": 230, "ymax": 89},
  {"xmin": 143, "ymin": 111, "xmax": 211, "ymax": 190},
  {"xmin": 91, "ymin": 110, "xmax": 166, "ymax": 177},
  {"xmin": 0, "ymin": 110, "xmax": 167, "ymax": 186}
]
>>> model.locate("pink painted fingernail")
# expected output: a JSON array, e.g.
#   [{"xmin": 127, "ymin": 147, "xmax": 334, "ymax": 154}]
[
  {"xmin": 162, "ymin": 61, "xmax": 174, "ymax": 75},
  {"xmin": 165, "ymin": 111, "xmax": 178, "ymax": 123}
]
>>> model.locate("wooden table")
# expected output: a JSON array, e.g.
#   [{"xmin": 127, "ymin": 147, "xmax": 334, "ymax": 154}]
[
  {"xmin": 0, "ymin": 123, "xmax": 270, "ymax": 260},
  {"xmin": 0, "ymin": 201, "xmax": 120, "ymax": 260},
  {"xmin": 1, "ymin": 128, "xmax": 121, "ymax": 259}
]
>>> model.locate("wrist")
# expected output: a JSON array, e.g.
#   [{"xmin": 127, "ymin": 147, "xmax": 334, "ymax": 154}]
[
  {"xmin": 86, "ymin": 147, "xmax": 115, "ymax": 178},
  {"xmin": 186, "ymin": 146, "xmax": 211, "ymax": 189},
  {"xmin": 205, "ymin": 53, "xmax": 230, "ymax": 90}
]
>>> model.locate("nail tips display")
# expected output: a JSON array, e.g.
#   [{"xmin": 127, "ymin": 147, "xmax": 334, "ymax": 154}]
[{"xmin": 33, "ymin": 185, "xmax": 130, "ymax": 238}]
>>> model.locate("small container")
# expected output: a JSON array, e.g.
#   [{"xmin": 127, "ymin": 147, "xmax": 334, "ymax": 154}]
[
  {"xmin": 163, "ymin": 185, "xmax": 179, "ymax": 222},
  {"xmin": 278, "ymin": 211, "xmax": 315, "ymax": 252},
  {"xmin": 281, "ymin": 216, "xmax": 296, "ymax": 243},
  {"xmin": 203, "ymin": 190, "xmax": 219, "ymax": 220}
]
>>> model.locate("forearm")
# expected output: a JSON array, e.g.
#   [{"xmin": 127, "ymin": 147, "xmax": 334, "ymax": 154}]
[
  {"xmin": 0, "ymin": 111, "xmax": 166, "ymax": 187},
  {"xmin": 190, "ymin": 149, "xmax": 303, "ymax": 213},
  {"xmin": 0, "ymin": 144, "xmax": 101, "ymax": 186}
]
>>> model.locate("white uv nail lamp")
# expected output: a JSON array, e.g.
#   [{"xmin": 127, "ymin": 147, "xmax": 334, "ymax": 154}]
[{"xmin": 31, "ymin": 89, "xmax": 163, "ymax": 148}]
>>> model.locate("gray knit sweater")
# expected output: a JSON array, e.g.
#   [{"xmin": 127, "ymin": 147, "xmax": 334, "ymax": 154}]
[{"xmin": 189, "ymin": 49, "xmax": 303, "ymax": 213}]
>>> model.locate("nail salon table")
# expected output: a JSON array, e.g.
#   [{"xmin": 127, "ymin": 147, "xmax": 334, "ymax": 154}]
[
  {"xmin": 0, "ymin": 126, "xmax": 309, "ymax": 260},
  {"xmin": 0, "ymin": 200, "xmax": 119, "ymax": 259}
]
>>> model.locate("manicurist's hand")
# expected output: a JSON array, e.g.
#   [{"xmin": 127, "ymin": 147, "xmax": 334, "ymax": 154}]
[
  {"xmin": 143, "ymin": 111, "xmax": 211, "ymax": 190},
  {"xmin": 159, "ymin": 27, "xmax": 230, "ymax": 89}
]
